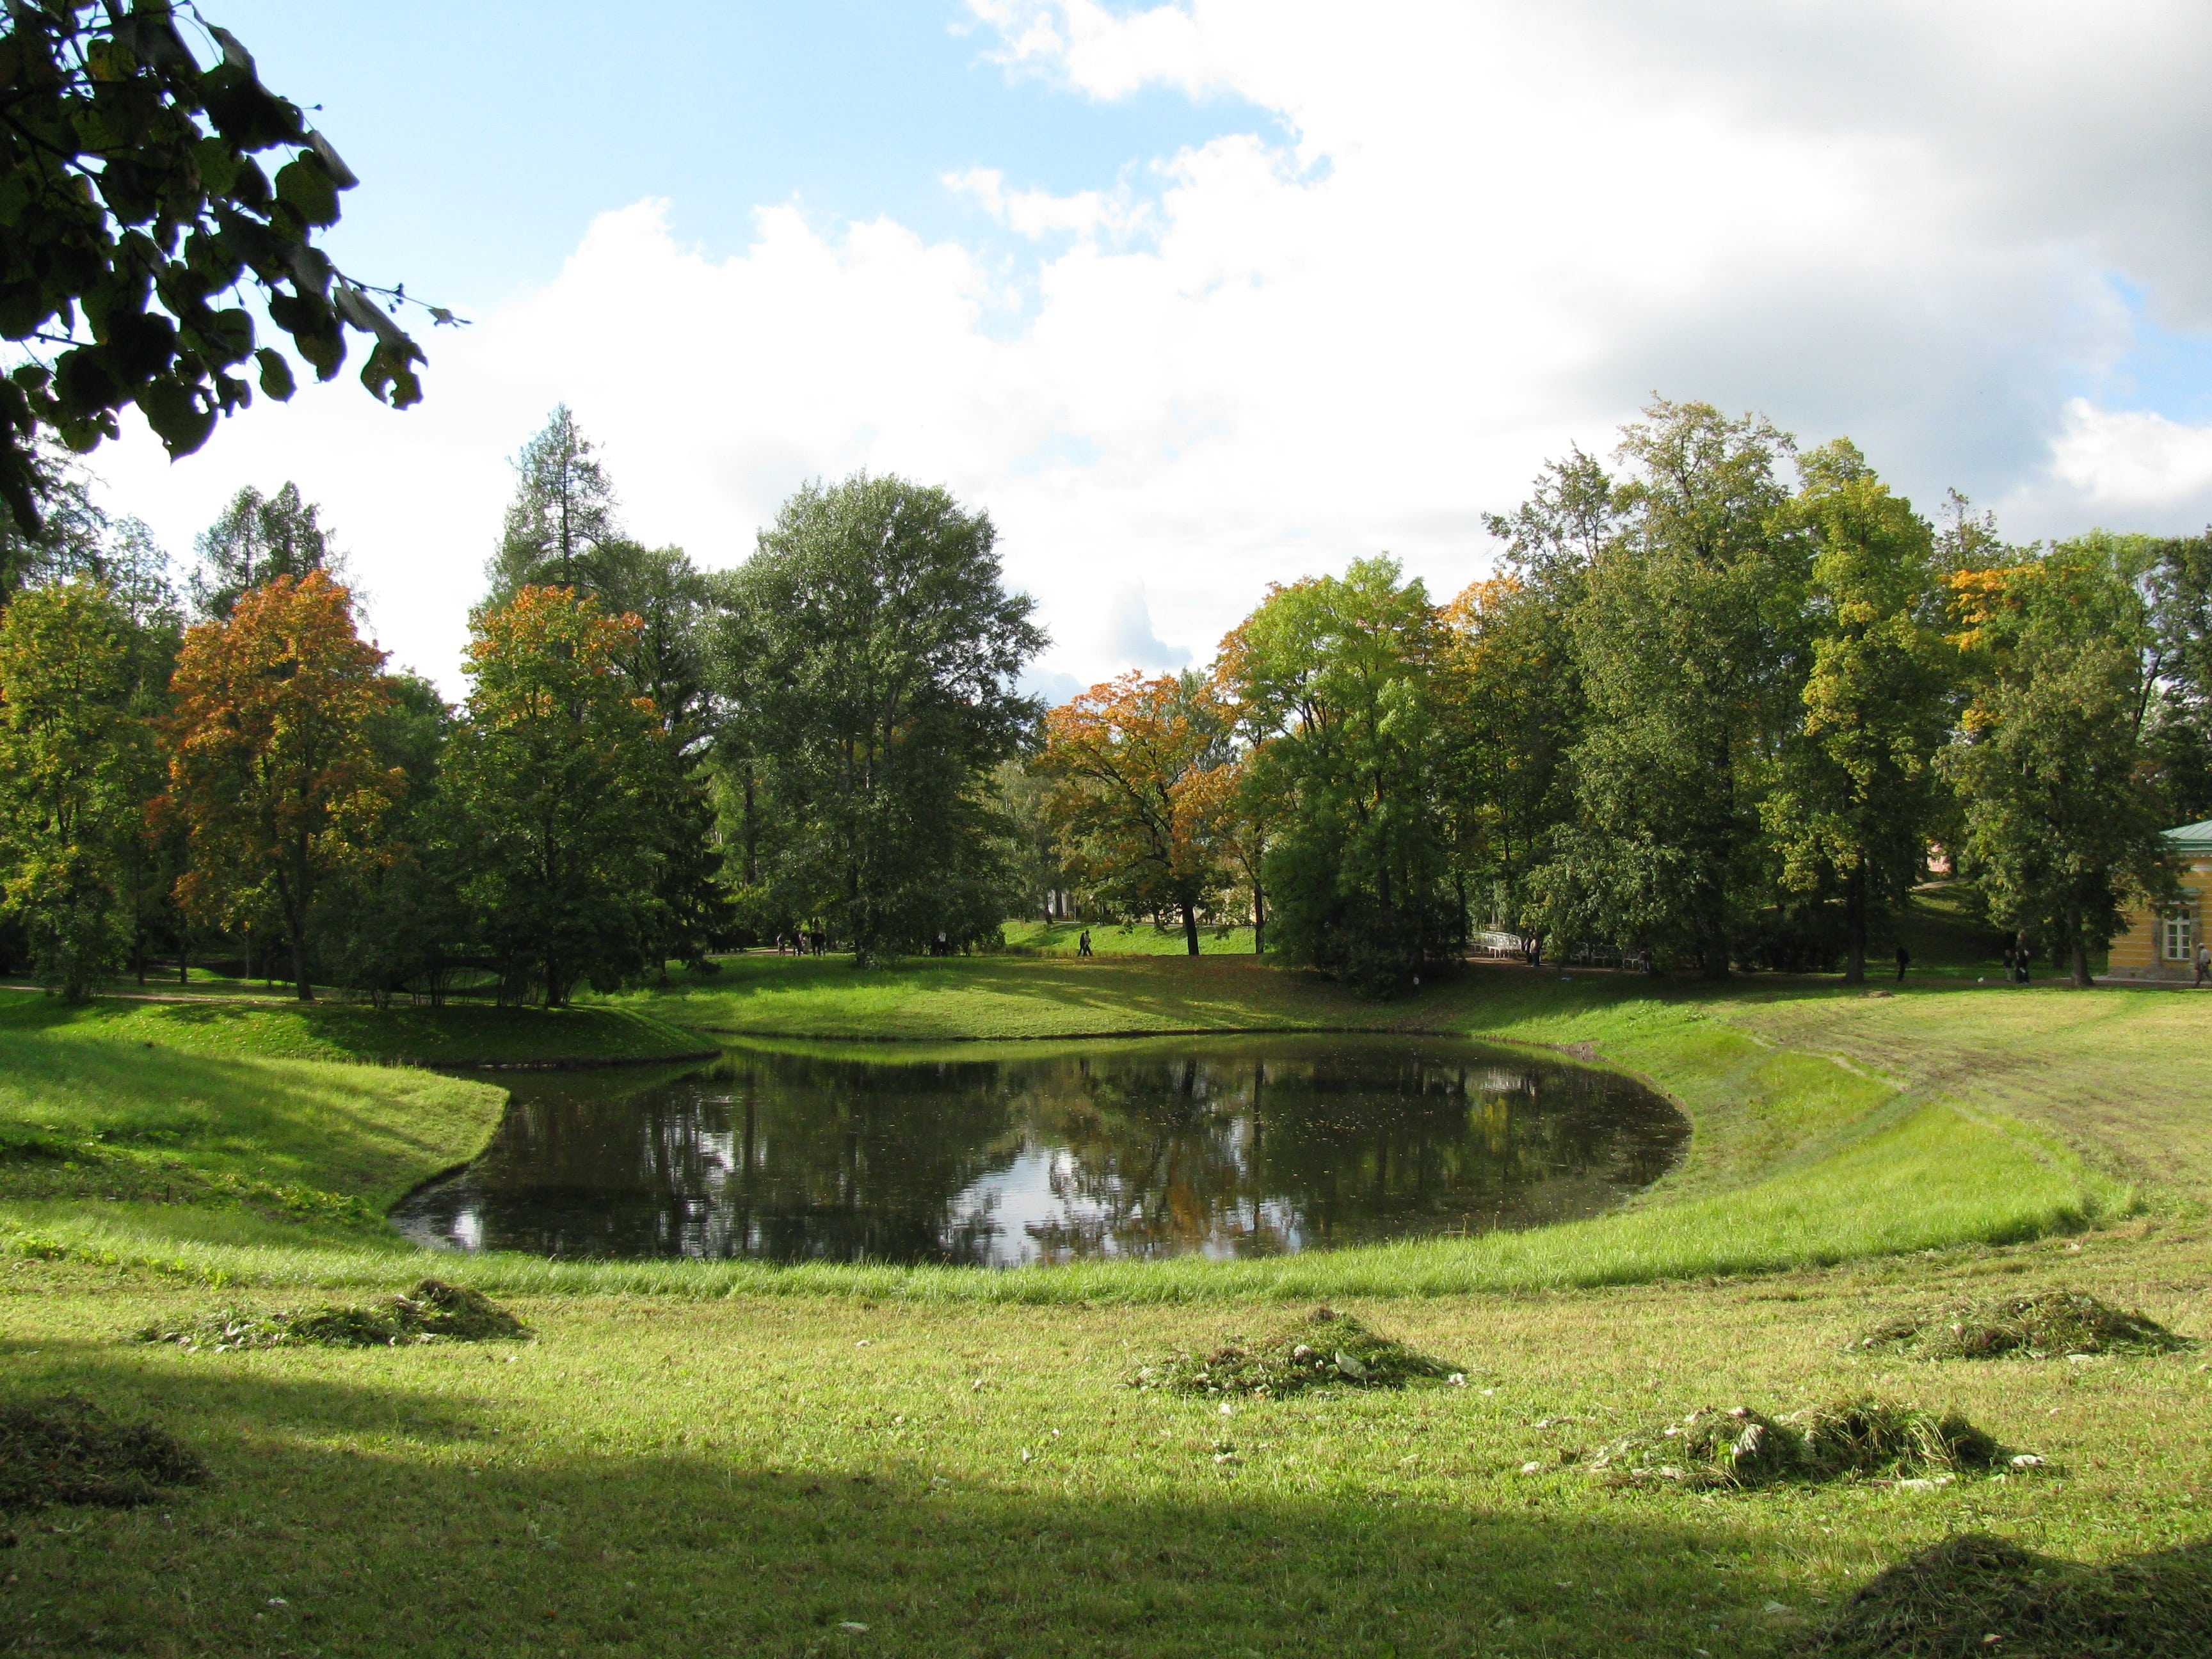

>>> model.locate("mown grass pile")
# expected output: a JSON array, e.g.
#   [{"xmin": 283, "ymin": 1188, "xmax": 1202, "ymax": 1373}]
[
  {"xmin": 1589, "ymin": 1396, "xmax": 2010, "ymax": 1490},
  {"xmin": 0, "ymin": 1395, "xmax": 205, "ymax": 1513},
  {"xmin": 1809, "ymin": 1531, "xmax": 2212, "ymax": 1658},
  {"xmin": 1127, "ymin": 1306, "xmax": 1461, "ymax": 1397},
  {"xmin": 135, "ymin": 1278, "xmax": 524, "ymax": 1351},
  {"xmin": 1859, "ymin": 1289, "xmax": 2193, "ymax": 1359}
]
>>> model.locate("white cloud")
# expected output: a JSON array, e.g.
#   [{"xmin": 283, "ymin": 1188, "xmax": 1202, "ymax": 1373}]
[
  {"xmin": 2024, "ymin": 399, "xmax": 2212, "ymax": 522},
  {"xmin": 90, "ymin": 1, "xmax": 2212, "ymax": 696}
]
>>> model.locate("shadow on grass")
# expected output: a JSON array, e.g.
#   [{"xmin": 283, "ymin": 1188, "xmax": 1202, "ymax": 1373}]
[
  {"xmin": 4, "ymin": 1340, "xmax": 1822, "ymax": 1658},
  {"xmin": 0, "ymin": 1032, "xmax": 492, "ymax": 1207}
]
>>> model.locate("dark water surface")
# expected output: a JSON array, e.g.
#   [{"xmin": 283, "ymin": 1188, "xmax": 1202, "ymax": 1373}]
[{"xmin": 391, "ymin": 1036, "xmax": 1685, "ymax": 1267}]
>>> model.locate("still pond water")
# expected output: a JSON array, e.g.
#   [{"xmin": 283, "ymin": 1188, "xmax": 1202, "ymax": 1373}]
[{"xmin": 391, "ymin": 1036, "xmax": 1685, "ymax": 1267}]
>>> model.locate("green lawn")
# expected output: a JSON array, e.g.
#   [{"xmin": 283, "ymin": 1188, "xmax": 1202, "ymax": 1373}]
[
  {"xmin": 5, "ymin": 956, "xmax": 2209, "ymax": 1656},
  {"xmin": 1000, "ymin": 918, "xmax": 1263, "ymax": 955},
  {"xmin": 0, "ymin": 988, "xmax": 712, "ymax": 1069}
]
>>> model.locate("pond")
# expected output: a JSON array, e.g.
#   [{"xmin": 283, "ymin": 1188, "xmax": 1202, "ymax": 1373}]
[{"xmin": 390, "ymin": 1035, "xmax": 1686, "ymax": 1267}]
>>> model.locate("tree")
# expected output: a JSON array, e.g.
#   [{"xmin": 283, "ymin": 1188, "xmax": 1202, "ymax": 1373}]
[
  {"xmin": 443, "ymin": 586, "xmax": 666, "ymax": 1004},
  {"xmin": 1533, "ymin": 400, "xmax": 1811, "ymax": 978},
  {"xmin": 0, "ymin": 579, "xmax": 156, "ymax": 998},
  {"xmin": 1036, "ymin": 671, "xmax": 1228, "ymax": 955},
  {"xmin": 1763, "ymin": 440, "xmax": 1951, "ymax": 982},
  {"xmin": 1940, "ymin": 539, "xmax": 2177, "ymax": 986},
  {"xmin": 1219, "ymin": 558, "xmax": 1452, "ymax": 990},
  {"xmin": 188, "ymin": 481, "xmax": 339, "ymax": 619},
  {"xmin": 485, "ymin": 406, "xmax": 619, "ymax": 600},
  {"xmin": 161, "ymin": 571, "xmax": 399, "ymax": 999},
  {"xmin": 718, "ymin": 474, "xmax": 1045, "ymax": 965},
  {"xmin": 323, "ymin": 671, "xmax": 460, "ymax": 1006},
  {"xmin": 1179, "ymin": 746, "xmax": 1276, "ymax": 955},
  {"xmin": 1436, "ymin": 574, "xmax": 1577, "ymax": 945},
  {"xmin": 0, "ymin": 3, "xmax": 447, "ymax": 537},
  {"xmin": 2142, "ymin": 528, "xmax": 2212, "ymax": 823}
]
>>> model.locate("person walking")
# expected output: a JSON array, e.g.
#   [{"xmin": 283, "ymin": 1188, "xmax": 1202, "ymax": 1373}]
[
  {"xmin": 1895, "ymin": 943, "xmax": 1911, "ymax": 983},
  {"xmin": 2195, "ymin": 940, "xmax": 2209, "ymax": 988},
  {"xmin": 1077, "ymin": 929, "xmax": 1093, "ymax": 958}
]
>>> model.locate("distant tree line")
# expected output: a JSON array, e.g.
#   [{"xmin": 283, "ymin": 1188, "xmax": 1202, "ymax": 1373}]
[
  {"xmin": 1029, "ymin": 401, "xmax": 2211, "ymax": 990},
  {"xmin": 0, "ymin": 397, "xmax": 2206, "ymax": 1002},
  {"xmin": 0, "ymin": 407, "xmax": 1041, "ymax": 1001}
]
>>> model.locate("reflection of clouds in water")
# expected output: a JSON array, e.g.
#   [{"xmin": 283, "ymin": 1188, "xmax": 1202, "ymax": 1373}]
[{"xmin": 390, "ymin": 1038, "xmax": 1686, "ymax": 1267}]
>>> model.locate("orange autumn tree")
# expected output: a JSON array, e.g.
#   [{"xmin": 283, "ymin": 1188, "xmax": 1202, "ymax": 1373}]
[
  {"xmin": 161, "ymin": 571, "xmax": 401, "ymax": 1000},
  {"xmin": 1036, "ymin": 670, "xmax": 1230, "ymax": 954}
]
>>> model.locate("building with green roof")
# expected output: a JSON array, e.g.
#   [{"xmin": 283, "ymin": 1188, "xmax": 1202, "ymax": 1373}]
[{"xmin": 2108, "ymin": 821, "xmax": 2212, "ymax": 981}]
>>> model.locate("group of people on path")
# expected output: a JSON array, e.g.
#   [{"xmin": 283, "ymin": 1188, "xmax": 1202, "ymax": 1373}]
[{"xmin": 774, "ymin": 929, "xmax": 830, "ymax": 958}]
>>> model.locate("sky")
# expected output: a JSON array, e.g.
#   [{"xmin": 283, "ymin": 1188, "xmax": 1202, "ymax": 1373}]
[{"xmin": 79, "ymin": 0, "xmax": 2212, "ymax": 698}]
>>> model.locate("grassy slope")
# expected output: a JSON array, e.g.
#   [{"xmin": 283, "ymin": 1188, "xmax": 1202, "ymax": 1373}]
[
  {"xmin": 0, "ymin": 988, "xmax": 710, "ymax": 1068},
  {"xmin": 6, "ymin": 959, "xmax": 2210, "ymax": 1656},
  {"xmin": 0, "ymin": 1020, "xmax": 505, "ymax": 1259},
  {"xmin": 8, "ymin": 959, "xmax": 2156, "ymax": 1302}
]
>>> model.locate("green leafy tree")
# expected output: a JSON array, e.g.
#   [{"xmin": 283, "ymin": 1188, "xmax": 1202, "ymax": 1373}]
[
  {"xmin": 323, "ymin": 671, "xmax": 460, "ymax": 1006},
  {"xmin": 1436, "ymin": 573, "xmax": 1578, "ymax": 945},
  {"xmin": 597, "ymin": 540, "xmax": 724, "ymax": 972},
  {"xmin": 2142, "ymin": 528, "xmax": 2212, "ymax": 822},
  {"xmin": 485, "ymin": 406, "xmax": 619, "ymax": 600},
  {"xmin": 1763, "ymin": 440, "xmax": 1951, "ymax": 982},
  {"xmin": 0, "ymin": 579, "xmax": 157, "ymax": 997},
  {"xmin": 1218, "ymin": 557, "xmax": 1452, "ymax": 990},
  {"xmin": 0, "ymin": 442, "xmax": 111, "ymax": 602},
  {"xmin": 188, "ymin": 481, "xmax": 339, "ymax": 619},
  {"xmin": 1534, "ymin": 400, "xmax": 1811, "ymax": 978},
  {"xmin": 0, "ymin": 3, "xmax": 449, "ymax": 536},
  {"xmin": 717, "ymin": 474, "xmax": 1045, "ymax": 965},
  {"xmin": 444, "ymin": 585, "xmax": 666, "ymax": 1004},
  {"xmin": 1941, "ymin": 539, "xmax": 2179, "ymax": 986}
]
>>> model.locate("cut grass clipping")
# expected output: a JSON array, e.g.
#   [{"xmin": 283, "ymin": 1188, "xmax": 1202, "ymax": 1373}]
[
  {"xmin": 136, "ymin": 1278, "xmax": 524, "ymax": 1352},
  {"xmin": 1128, "ymin": 1306, "xmax": 1460, "ymax": 1398},
  {"xmin": 1588, "ymin": 1397, "xmax": 2013, "ymax": 1491},
  {"xmin": 0, "ymin": 1395, "xmax": 207, "ymax": 1514},
  {"xmin": 1858, "ymin": 1289, "xmax": 2193, "ymax": 1360},
  {"xmin": 1811, "ymin": 1531, "xmax": 2212, "ymax": 1659}
]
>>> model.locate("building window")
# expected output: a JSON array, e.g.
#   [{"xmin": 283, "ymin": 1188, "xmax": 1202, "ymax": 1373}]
[{"xmin": 2162, "ymin": 906, "xmax": 2197, "ymax": 962}]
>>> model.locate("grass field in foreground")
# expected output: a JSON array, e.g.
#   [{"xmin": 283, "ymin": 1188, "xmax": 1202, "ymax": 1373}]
[
  {"xmin": 5, "ymin": 957, "xmax": 2210, "ymax": 1656},
  {"xmin": 6, "ymin": 1237, "xmax": 2207, "ymax": 1659}
]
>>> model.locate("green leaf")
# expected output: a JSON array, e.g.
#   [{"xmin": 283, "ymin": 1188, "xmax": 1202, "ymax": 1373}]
[
  {"xmin": 197, "ymin": 307, "xmax": 255, "ymax": 364},
  {"xmin": 255, "ymin": 349, "xmax": 295, "ymax": 402},
  {"xmin": 133, "ymin": 377, "xmax": 216, "ymax": 457},
  {"xmin": 275, "ymin": 156, "xmax": 339, "ymax": 228}
]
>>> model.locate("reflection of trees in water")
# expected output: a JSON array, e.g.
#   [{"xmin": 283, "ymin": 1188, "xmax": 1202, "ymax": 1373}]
[
  {"xmin": 1010, "ymin": 1048, "xmax": 1681, "ymax": 1257},
  {"xmin": 393, "ymin": 1040, "xmax": 1685, "ymax": 1265}
]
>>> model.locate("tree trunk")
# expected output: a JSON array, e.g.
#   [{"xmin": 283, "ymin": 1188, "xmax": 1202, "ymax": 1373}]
[
  {"xmin": 2070, "ymin": 929, "xmax": 2092, "ymax": 989},
  {"xmin": 1182, "ymin": 899, "xmax": 1200, "ymax": 957},
  {"xmin": 1251, "ymin": 876, "xmax": 1266, "ymax": 956},
  {"xmin": 289, "ymin": 922, "xmax": 314, "ymax": 1002},
  {"xmin": 1843, "ymin": 862, "xmax": 1866, "ymax": 986}
]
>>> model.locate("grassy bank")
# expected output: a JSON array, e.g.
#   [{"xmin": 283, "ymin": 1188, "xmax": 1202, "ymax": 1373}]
[
  {"xmin": 6, "ymin": 956, "xmax": 2209, "ymax": 1656},
  {"xmin": 0, "ymin": 987, "xmax": 712, "ymax": 1069},
  {"xmin": 5, "ymin": 959, "xmax": 2160, "ymax": 1303}
]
